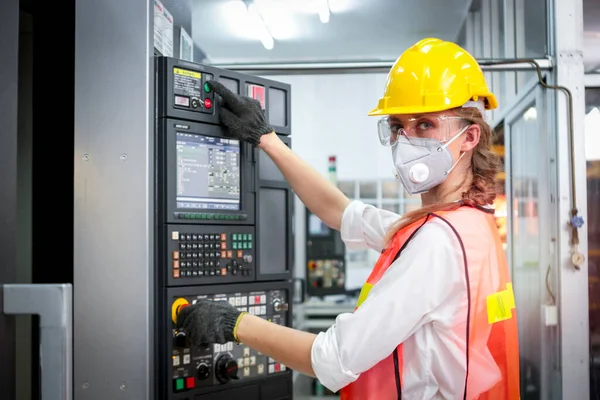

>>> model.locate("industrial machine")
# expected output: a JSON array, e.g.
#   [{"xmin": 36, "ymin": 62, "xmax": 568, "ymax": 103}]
[
  {"xmin": 154, "ymin": 57, "xmax": 294, "ymax": 400},
  {"xmin": 305, "ymin": 208, "xmax": 346, "ymax": 296}
]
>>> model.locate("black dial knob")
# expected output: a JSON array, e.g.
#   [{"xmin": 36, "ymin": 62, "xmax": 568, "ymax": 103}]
[
  {"xmin": 173, "ymin": 331, "xmax": 187, "ymax": 348},
  {"xmin": 197, "ymin": 362, "xmax": 210, "ymax": 380},
  {"xmin": 215, "ymin": 355, "xmax": 239, "ymax": 384}
]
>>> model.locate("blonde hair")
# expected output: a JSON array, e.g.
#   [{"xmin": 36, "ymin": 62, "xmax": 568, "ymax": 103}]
[{"xmin": 384, "ymin": 107, "xmax": 500, "ymax": 244}]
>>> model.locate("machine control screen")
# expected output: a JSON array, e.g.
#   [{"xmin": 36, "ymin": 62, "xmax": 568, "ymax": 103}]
[{"xmin": 176, "ymin": 132, "xmax": 241, "ymax": 211}]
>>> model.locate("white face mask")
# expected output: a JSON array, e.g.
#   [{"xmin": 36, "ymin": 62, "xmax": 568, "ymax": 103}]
[{"xmin": 391, "ymin": 126, "xmax": 469, "ymax": 195}]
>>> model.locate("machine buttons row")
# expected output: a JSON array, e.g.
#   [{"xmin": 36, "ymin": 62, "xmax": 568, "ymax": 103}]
[
  {"xmin": 174, "ymin": 266, "xmax": 251, "ymax": 278},
  {"xmin": 174, "ymin": 212, "xmax": 248, "ymax": 221},
  {"xmin": 228, "ymin": 294, "xmax": 267, "ymax": 306},
  {"xmin": 173, "ymin": 232, "xmax": 223, "ymax": 241},
  {"xmin": 172, "ymin": 353, "xmax": 191, "ymax": 366},
  {"xmin": 173, "ymin": 376, "xmax": 195, "ymax": 392}
]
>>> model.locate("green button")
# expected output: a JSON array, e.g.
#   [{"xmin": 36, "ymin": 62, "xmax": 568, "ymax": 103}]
[
  {"xmin": 248, "ymin": 234, "xmax": 252, "ymax": 240},
  {"xmin": 243, "ymin": 242, "xmax": 248, "ymax": 249},
  {"xmin": 204, "ymin": 82, "xmax": 211, "ymax": 93},
  {"xmin": 248, "ymin": 242, "xmax": 252, "ymax": 249},
  {"xmin": 233, "ymin": 234, "xmax": 238, "ymax": 240},
  {"xmin": 184, "ymin": 213, "xmax": 192, "ymax": 219},
  {"xmin": 193, "ymin": 213, "xmax": 201, "ymax": 219},
  {"xmin": 243, "ymin": 233, "xmax": 248, "ymax": 240},
  {"xmin": 176, "ymin": 378, "xmax": 184, "ymax": 391}
]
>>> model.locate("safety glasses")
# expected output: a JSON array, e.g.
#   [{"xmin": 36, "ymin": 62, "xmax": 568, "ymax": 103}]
[{"xmin": 377, "ymin": 115, "xmax": 467, "ymax": 146}]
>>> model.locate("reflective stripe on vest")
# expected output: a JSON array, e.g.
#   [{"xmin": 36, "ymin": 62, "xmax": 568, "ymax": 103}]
[{"xmin": 340, "ymin": 206, "xmax": 520, "ymax": 400}]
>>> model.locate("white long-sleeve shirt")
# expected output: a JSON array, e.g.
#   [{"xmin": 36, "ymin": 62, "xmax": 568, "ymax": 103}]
[{"xmin": 310, "ymin": 200, "xmax": 469, "ymax": 399}]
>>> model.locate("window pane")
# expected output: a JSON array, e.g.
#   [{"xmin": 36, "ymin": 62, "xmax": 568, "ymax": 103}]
[
  {"xmin": 381, "ymin": 203, "xmax": 399, "ymax": 214},
  {"xmin": 382, "ymin": 180, "xmax": 399, "ymax": 199},
  {"xmin": 338, "ymin": 181, "xmax": 355, "ymax": 199},
  {"xmin": 508, "ymin": 101, "xmax": 542, "ymax": 393},
  {"xmin": 586, "ymin": 88, "xmax": 600, "ymax": 392},
  {"xmin": 359, "ymin": 181, "xmax": 377, "ymax": 199},
  {"xmin": 584, "ymin": 0, "xmax": 600, "ymax": 72}
]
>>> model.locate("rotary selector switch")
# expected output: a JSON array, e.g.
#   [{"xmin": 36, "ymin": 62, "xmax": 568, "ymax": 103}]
[
  {"xmin": 197, "ymin": 362, "xmax": 211, "ymax": 380},
  {"xmin": 173, "ymin": 331, "xmax": 187, "ymax": 348},
  {"xmin": 215, "ymin": 355, "xmax": 239, "ymax": 384},
  {"xmin": 272, "ymin": 298, "xmax": 288, "ymax": 312}
]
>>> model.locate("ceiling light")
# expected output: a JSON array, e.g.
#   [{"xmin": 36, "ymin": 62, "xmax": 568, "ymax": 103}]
[
  {"xmin": 318, "ymin": 0, "xmax": 330, "ymax": 23},
  {"xmin": 241, "ymin": 1, "xmax": 274, "ymax": 50}
]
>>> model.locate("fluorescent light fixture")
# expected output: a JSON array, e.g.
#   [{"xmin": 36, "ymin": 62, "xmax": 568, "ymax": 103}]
[
  {"xmin": 241, "ymin": 1, "xmax": 274, "ymax": 50},
  {"xmin": 318, "ymin": 0, "xmax": 330, "ymax": 23}
]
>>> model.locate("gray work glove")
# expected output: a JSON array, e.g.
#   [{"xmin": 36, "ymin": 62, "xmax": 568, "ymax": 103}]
[
  {"xmin": 176, "ymin": 299, "xmax": 244, "ymax": 345},
  {"xmin": 207, "ymin": 80, "xmax": 274, "ymax": 147}
]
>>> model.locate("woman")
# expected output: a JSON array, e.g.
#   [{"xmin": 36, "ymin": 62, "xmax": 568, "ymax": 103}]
[{"xmin": 177, "ymin": 38, "xmax": 520, "ymax": 399}]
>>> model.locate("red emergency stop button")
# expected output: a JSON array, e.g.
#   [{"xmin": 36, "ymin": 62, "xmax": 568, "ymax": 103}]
[
  {"xmin": 204, "ymin": 98, "xmax": 212, "ymax": 109},
  {"xmin": 186, "ymin": 376, "xmax": 195, "ymax": 389}
]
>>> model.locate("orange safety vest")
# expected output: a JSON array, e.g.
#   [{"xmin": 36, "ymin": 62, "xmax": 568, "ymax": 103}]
[{"xmin": 339, "ymin": 206, "xmax": 520, "ymax": 400}]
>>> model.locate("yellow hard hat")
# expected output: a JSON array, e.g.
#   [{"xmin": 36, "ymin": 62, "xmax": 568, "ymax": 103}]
[{"xmin": 369, "ymin": 38, "xmax": 497, "ymax": 116}]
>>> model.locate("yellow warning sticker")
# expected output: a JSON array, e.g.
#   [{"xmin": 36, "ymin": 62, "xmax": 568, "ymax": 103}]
[
  {"xmin": 356, "ymin": 282, "xmax": 374, "ymax": 308},
  {"xmin": 173, "ymin": 67, "xmax": 201, "ymax": 79},
  {"xmin": 487, "ymin": 283, "xmax": 516, "ymax": 324}
]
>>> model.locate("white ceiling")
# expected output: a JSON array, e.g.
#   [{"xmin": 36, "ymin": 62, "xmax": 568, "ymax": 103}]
[
  {"xmin": 185, "ymin": 0, "xmax": 600, "ymax": 71},
  {"xmin": 192, "ymin": 0, "xmax": 472, "ymax": 65}
]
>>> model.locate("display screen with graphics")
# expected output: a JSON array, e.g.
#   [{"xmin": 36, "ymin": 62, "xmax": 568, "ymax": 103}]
[{"xmin": 176, "ymin": 132, "xmax": 241, "ymax": 210}]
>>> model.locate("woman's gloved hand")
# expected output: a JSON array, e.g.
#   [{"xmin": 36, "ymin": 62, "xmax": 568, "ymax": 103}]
[
  {"xmin": 207, "ymin": 80, "xmax": 274, "ymax": 147},
  {"xmin": 176, "ymin": 299, "xmax": 246, "ymax": 346}
]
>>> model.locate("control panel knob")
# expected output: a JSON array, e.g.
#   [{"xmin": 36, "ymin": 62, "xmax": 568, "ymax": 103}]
[
  {"xmin": 191, "ymin": 97, "xmax": 200, "ymax": 108},
  {"xmin": 197, "ymin": 362, "xmax": 210, "ymax": 380},
  {"xmin": 215, "ymin": 355, "xmax": 239, "ymax": 384},
  {"xmin": 243, "ymin": 254, "xmax": 253, "ymax": 263},
  {"xmin": 173, "ymin": 331, "xmax": 187, "ymax": 348},
  {"xmin": 272, "ymin": 299, "xmax": 288, "ymax": 312}
]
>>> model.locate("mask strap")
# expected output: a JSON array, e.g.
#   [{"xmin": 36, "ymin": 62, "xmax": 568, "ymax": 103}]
[
  {"xmin": 441, "ymin": 125, "xmax": 470, "ymax": 176},
  {"xmin": 444, "ymin": 151, "xmax": 468, "ymax": 176}
]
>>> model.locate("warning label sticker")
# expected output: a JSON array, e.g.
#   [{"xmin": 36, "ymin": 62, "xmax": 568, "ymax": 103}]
[{"xmin": 173, "ymin": 67, "xmax": 201, "ymax": 97}]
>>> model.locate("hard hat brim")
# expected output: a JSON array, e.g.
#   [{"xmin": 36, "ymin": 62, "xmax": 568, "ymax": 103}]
[{"xmin": 368, "ymin": 93, "xmax": 498, "ymax": 116}]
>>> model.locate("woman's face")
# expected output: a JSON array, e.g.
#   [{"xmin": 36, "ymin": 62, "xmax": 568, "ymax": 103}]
[{"xmin": 382, "ymin": 110, "xmax": 479, "ymax": 163}]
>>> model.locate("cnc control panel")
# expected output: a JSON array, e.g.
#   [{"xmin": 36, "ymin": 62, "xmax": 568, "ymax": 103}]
[
  {"xmin": 155, "ymin": 57, "xmax": 293, "ymax": 400},
  {"xmin": 167, "ymin": 283, "xmax": 292, "ymax": 399}
]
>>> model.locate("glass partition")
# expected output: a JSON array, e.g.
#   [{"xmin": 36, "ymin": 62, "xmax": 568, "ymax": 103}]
[
  {"xmin": 586, "ymin": 84, "xmax": 600, "ymax": 398},
  {"xmin": 502, "ymin": 82, "xmax": 558, "ymax": 398}
]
